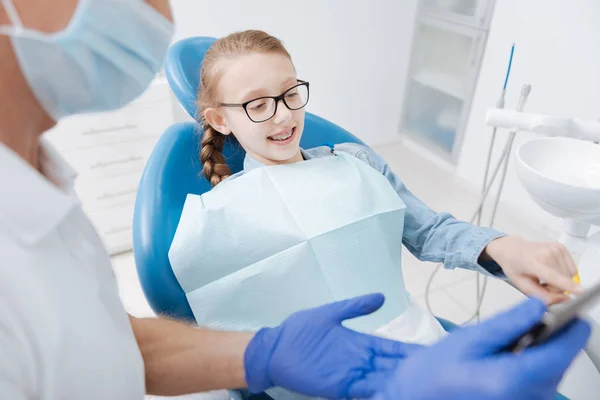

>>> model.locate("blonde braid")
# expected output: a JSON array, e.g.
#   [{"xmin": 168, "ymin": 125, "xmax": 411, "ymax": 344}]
[{"xmin": 200, "ymin": 124, "xmax": 231, "ymax": 187}]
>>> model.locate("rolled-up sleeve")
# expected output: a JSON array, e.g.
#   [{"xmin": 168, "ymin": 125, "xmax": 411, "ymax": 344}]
[{"xmin": 353, "ymin": 145, "xmax": 508, "ymax": 278}]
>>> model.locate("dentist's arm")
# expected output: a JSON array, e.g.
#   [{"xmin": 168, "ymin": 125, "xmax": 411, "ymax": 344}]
[
  {"xmin": 130, "ymin": 293, "xmax": 412, "ymax": 398},
  {"xmin": 129, "ymin": 316, "xmax": 252, "ymax": 395}
]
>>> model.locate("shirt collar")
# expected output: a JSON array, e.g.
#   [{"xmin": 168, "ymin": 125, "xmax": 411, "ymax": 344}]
[
  {"xmin": 0, "ymin": 136, "xmax": 79, "ymax": 245},
  {"xmin": 243, "ymin": 148, "xmax": 313, "ymax": 172}
]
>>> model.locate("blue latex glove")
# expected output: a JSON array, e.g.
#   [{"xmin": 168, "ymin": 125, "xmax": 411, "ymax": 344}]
[
  {"xmin": 243, "ymin": 293, "xmax": 412, "ymax": 399},
  {"xmin": 374, "ymin": 297, "xmax": 591, "ymax": 400}
]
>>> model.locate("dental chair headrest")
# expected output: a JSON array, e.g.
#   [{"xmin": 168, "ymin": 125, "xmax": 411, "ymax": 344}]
[{"xmin": 164, "ymin": 36, "xmax": 217, "ymax": 119}]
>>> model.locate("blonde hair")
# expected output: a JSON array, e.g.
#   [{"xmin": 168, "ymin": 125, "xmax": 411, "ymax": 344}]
[{"xmin": 197, "ymin": 30, "xmax": 293, "ymax": 187}]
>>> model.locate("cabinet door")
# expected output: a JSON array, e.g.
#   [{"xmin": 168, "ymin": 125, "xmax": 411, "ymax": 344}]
[
  {"xmin": 421, "ymin": 0, "xmax": 494, "ymax": 29},
  {"xmin": 400, "ymin": 17, "xmax": 485, "ymax": 161}
]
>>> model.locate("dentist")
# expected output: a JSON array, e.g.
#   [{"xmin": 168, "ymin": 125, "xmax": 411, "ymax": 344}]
[
  {"xmin": 0, "ymin": 1, "xmax": 590, "ymax": 400},
  {"xmin": 0, "ymin": 1, "xmax": 412, "ymax": 399}
]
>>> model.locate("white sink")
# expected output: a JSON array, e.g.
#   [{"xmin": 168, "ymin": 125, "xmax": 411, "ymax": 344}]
[
  {"xmin": 516, "ymin": 137, "xmax": 600, "ymax": 398},
  {"xmin": 516, "ymin": 137, "xmax": 600, "ymax": 224}
]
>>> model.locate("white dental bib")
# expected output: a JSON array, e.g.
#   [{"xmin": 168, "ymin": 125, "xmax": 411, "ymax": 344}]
[{"xmin": 169, "ymin": 150, "xmax": 445, "ymax": 356}]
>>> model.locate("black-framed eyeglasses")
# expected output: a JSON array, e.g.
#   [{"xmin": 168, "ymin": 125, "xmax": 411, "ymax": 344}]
[{"xmin": 219, "ymin": 80, "xmax": 310, "ymax": 123}]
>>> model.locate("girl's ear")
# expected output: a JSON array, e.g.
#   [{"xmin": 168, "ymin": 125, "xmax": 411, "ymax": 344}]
[{"xmin": 204, "ymin": 108, "xmax": 232, "ymax": 135}]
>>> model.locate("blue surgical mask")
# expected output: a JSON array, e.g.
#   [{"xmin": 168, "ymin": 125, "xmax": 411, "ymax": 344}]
[{"xmin": 0, "ymin": 0, "xmax": 174, "ymax": 120}]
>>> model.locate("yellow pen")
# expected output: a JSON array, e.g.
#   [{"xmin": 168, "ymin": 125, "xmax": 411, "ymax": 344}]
[{"xmin": 566, "ymin": 271, "xmax": 581, "ymax": 295}]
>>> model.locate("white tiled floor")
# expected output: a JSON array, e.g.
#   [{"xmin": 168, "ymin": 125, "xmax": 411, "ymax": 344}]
[{"xmin": 110, "ymin": 140, "xmax": 562, "ymax": 399}]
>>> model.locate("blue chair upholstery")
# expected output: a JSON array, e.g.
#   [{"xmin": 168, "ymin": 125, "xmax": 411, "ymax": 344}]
[
  {"xmin": 435, "ymin": 317, "xmax": 459, "ymax": 333},
  {"xmin": 163, "ymin": 36, "xmax": 214, "ymax": 119}
]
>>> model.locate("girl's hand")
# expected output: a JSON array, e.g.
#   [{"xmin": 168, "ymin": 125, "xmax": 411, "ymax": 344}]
[{"xmin": 482, "ymin": 236, "xmax": 582, "ymax": 304}]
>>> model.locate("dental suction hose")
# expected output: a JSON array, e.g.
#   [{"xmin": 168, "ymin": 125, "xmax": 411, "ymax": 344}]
[
  {"xmin": 425, "ymin": 84, "xmax": 532, "ymax": 324},
  {"xmin": 469, "ymin": 84, "xmax": 531, "ymax": 222},
  {"xmin": 425, "ymin": 43, "xmax": 528, "ymax": 324},
  {"xmin": 488, "ymin": 84, "xmax": 531, "ymax": 228},
  {"xmin": 467, "ymin": 84, "xmax": 531, "ymax": 324},
  {"xmin": 474, "ymin": 90, "xmax": 506, "ymax": 320},
  {"xmin": 473, "ymin": 47, "xmax": 513, "ymax": 320}
]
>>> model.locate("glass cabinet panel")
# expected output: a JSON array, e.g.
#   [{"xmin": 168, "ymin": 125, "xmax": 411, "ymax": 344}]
[
  {"xmin": 421, "ymin": 0, "xmax": 492, "ymax": 28},
  {"xmin": 401, "ymin": 17, "xmax": 483, "ymax": 156}
]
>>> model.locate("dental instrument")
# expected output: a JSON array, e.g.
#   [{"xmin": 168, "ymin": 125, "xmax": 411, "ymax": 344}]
[{"xmin": 425, "ymin": 44, "xmax": 524, "ymax": 324}]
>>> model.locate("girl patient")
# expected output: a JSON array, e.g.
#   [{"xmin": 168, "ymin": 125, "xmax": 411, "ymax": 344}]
[{"xmin": 169, "ymin": 29, "xmax": 581, "ymax": 398}]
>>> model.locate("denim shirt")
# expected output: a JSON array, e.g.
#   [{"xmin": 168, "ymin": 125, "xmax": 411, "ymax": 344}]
[{"xmin": 231, "ymin": 142, "xmax": 508, "ymax": 278}]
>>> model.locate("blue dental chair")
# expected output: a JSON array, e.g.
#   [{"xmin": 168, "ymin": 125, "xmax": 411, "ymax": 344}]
[
  {"xmin": 132, "ymin": 37, "xmax": 568, "ymax": 400},
  {"xmin": 132, "ymin": 35, "xmax": 459, "ymax": 329}
]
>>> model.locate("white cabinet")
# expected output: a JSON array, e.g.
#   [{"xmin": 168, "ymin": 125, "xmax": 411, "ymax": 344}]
[
  {"xmin": 399, "ymin": 0, "xmax": 495, "ymax": 163},
  {"xmin": 46, "ymin": 76, "xmax": 175, "ymax": 255},
  {"xmin": 421, "ymin": 0, "xmax": 494, "ymax": 29}
]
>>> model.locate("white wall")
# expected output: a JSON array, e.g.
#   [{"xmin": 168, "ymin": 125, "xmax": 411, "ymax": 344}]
[
  {"xmin": 456, "ymin": 0, "xmax": 600, "ymax": 235},
  {"xmin": 169, "ymin": 0, "xmax": 419, "ymax": 146}
]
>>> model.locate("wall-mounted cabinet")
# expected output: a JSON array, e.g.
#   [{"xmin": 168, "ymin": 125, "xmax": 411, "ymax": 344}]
[
  {"xmin": 421, "ymin": 0, "xmax": 494, "ymax": 29},
  {"xmin": 400, "ymin": 0, "xmax": 495, "ymax": 163}
]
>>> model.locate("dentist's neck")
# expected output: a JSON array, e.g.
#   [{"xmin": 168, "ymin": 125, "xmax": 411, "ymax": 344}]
[{"xmin": 0, "ymin": 37, "xmax": 55, "ymax": 170}]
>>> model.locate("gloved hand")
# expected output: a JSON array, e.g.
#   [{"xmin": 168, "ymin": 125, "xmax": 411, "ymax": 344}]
[
  {"xmin": 374, "ymin": 297, "xmax": 591, "ymax": 400},
  {"xmin": 243, "ymin": 293, "xmax": 415, "ymax": 399}
]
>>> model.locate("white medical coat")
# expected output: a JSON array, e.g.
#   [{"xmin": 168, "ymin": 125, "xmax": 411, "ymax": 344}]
[{"xmin": 0, "ymin": 138, "xmax": 145, "ymax": 399}]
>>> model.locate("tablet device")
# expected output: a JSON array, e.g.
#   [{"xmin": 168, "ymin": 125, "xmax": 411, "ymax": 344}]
[{"xmin": 505, "ymin": 278, "xmax": 600, "ymax": 353}]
